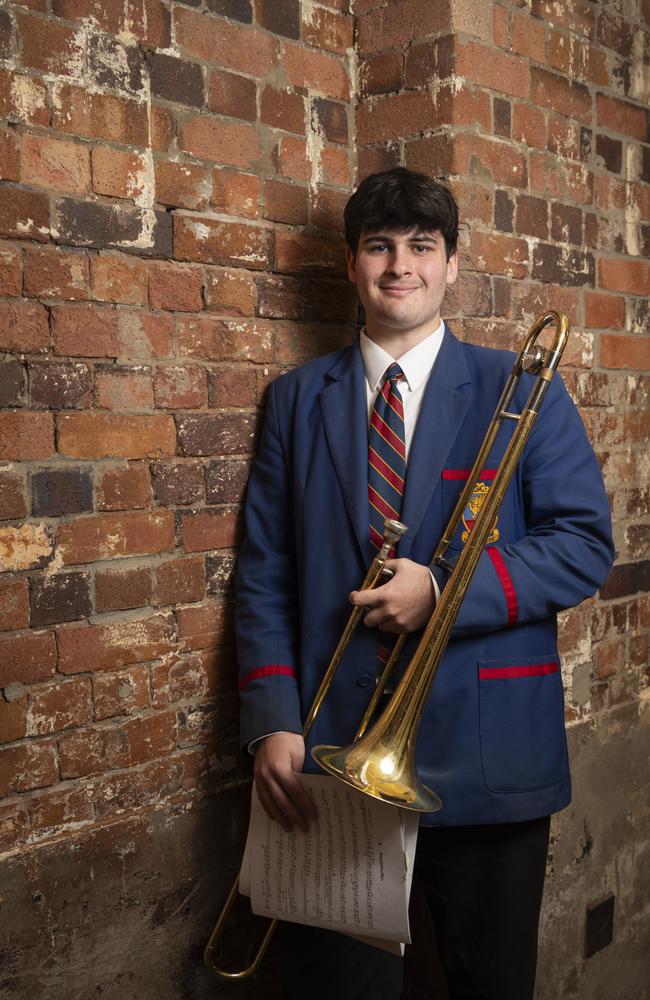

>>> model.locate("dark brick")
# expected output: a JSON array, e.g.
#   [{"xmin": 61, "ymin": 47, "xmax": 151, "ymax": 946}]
[
  {"xmin": 151, "ymin": 462, "xmax": 205, "ymax": 505},
  {"xmin": 263, "ymin": 178, "xmax": 309, "ymax": 226},
  {"xmin": 0, "ymin": 10, "xmax": 12, "ymax": 57},
  {"xmin": 55, "ymin": 198, "xmax": 173, "ymax": 258},
  {"xmin": 29, "ymin": 363, "xmax": 93, "ymax": 409},
  {"xmin": 207, "ymin": 367, "xmax": 256, "ymax": 407},
  {"xmin": 0, "ymin": 186, "xmax": 50, "ymax": 243},
  {"xmin": 146, "ymin": 52, "xmax": 205, "ymax": 108},
  {"xmin": 209, "ymin": 69, "xmax": 257, "ymax": 121},
  {"xmin": 255, "ymin": 275, "xmax": 357, "ymax": 322},
  {"xmin": 206, "ymin": 0, "xmax": 253, "ymax": 22},
  {"xmin": 312, "ymin": 98, "xmax": 348, "ymax": 144},
  {"xmin": 176, "ymin": 413, "xmax": 256, "ymax": 457},
  {"xmin": 494, "ymin": 190, "xmax": 513, "ymax": 233},
  {"xmin": 30, "ymin": 572, "xmax": 92, "ymax": 626},
  {"xmin": 595, "ymin": 134, "xmax": 622, "ymax": 174},
  {"xmin": 88, "ymin": 34, "xmax": 144, "ymax": 93},
  {"xmin": 580, "ymin": 127, "xmax": 592, "ymax": 161},
  {"xmin": 600, "ymin": 560, "xmax": 650, "ymax": 600},
  {"xmin": 493, "ymin": 97, "xmax": 511, "ymax": 138},
  {"xmin": 551, "ymin": 203, "xmax": 582, "ymax": 246},
  {"xmin": 532, "ymin": 244, "xmax": 595, "ymax": 286},
  {"xmin": 0, "ymin": 361, "xmax": 26, "ymax": 407},
  {"xmin": 0, "ymin": 471, "xmax": 26, "ymax": 520},
  {"xmin": 515, "ymin": 194, "xmax": 548, "ymax": 240},
  {"xmin": 31, "ymin": 469, "xmax": 93, "ymax": 517},
  {"xmin": 641, "ymin": 144, "xmax": 650, "ymax": 184},
  {"xmin": 255, "ymin": 0, "xmax": 300, "ymax": 38},
  {"xmin": 641, "ymin": 223, "xmax": 650, "ymax": 259},
  {"xmin": 206, "ymin": 552, "xmax": 237, "ymax": 595},
  {"xmin": 95, "ymin": 566, "xmax": 151, "ymax": 612},
  {"xmin": 205, "ymin": 459, "xmax": 250, "ymax": 504}
]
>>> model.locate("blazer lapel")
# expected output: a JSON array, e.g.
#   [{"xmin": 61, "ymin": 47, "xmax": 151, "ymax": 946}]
[
  {"xmin": 399, "ymin": 327, "xmax": 472, "ymax": 558},
  {"xmin": 320, "ymin": 341, "xmax": 373, "ymax": 564}
]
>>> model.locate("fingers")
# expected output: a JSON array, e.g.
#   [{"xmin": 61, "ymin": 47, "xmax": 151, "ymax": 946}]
[{"xmin": 254, "ymin": 733, "xmax": 317, "ymax": 833}]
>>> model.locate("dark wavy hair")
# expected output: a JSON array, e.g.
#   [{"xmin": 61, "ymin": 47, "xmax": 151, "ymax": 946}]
[{"xmin": 344, "ymin": 167, "xmax": 459, "ymax": 260}]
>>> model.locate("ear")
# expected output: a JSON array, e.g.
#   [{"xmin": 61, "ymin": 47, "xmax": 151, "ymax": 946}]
[
  {"xmin": 345, "ymin": 246, "xmax": 357, "ymax": 283},
  {"xmin": 446, "ymin": 249, "xmax": 458, "ymax": 286}
]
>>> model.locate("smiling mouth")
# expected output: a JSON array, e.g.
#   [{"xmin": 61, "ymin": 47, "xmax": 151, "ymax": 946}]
[{"xmin": 380, "ymin": 286, "xmax": 419, "ymax": 293}]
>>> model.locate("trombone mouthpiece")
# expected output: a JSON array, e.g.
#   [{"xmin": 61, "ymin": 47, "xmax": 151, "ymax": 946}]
[{"xmin": 381, "ymin": 518, "xmax": 408, "ymax": 550}]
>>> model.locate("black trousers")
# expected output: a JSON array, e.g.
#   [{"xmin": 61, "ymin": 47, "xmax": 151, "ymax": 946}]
[{"xmin": 280, "ymin": 815, "xmax": 551, "ymax": 1000}]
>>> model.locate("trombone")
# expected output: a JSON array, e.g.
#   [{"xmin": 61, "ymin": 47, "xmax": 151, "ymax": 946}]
[{"xmin": 205, "ymin": 309, "xmax": 569, "ymax": 977}]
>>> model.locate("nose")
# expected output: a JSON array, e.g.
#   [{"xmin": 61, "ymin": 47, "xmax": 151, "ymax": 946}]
[{"xmin": 386, "ymin": 245, "xmax": 411, "ymax": 276}]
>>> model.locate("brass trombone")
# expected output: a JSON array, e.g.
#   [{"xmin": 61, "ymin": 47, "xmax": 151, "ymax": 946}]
[{"xmin": 204, "ymin": 310, "xmax": 569, "ymax": 977}]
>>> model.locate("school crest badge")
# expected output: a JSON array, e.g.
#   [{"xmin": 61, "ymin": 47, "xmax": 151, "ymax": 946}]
[{"xmin": 461, "ymin": 481, "xmax": 500, "ymax": 544}]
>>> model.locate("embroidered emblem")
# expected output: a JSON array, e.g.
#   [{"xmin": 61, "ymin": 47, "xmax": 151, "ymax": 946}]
[{"xmin": 461, "ymin": 481, "xmax": 500, "ymax": 543}]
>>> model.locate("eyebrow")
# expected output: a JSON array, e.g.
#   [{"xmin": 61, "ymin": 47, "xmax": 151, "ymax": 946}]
[{"xmin": 362, "ymin": 233, "xmax": 439, "ymax": 245}]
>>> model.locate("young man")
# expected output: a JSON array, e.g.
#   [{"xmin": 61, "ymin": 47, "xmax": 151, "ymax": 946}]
[{"xmin": 236, "ymin": 168, "xmax": 614, "ymax": 999}]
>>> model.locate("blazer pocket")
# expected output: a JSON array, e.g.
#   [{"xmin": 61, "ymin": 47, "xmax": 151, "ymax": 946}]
[
  {"xmin": 441, "ymin": 469, "xmax": 500, "ymax": 551},
  {"xmin": 478, "ymin": 656, "xmax": 567, "ymax": 793}
]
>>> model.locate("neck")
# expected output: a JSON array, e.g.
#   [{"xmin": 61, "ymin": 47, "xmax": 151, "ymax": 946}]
[{"xmin": 364, "ymin": 318, "xmax": 443, "ymax": 359}]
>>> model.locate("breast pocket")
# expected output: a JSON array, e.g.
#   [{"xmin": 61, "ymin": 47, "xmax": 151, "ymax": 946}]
[
  {"xmin": 442, "ymin": 469, "xmax": 500, "ymax": 551},
  {"xmin": 478, "ymin": 656, "xmax": 568, "ymax": 793}
]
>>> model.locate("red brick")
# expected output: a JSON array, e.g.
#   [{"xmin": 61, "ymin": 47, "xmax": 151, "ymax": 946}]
[
  {"xmin": 530, "ymin": 152, "xmax": 593, "ymax": 205},
  {"xmin": 58, "ymin": 710, "xmax": 177, "ymax": 777},
  {"xmin": 57, "ymin": 612, "xmax": 176, "ymax": 674},
  {"xmin": 275, "ymin": 230, "xmax": 345, "ymax": 275},
  {"xmin": 600, "ymin": 335, "xmax": 650, "ymax": 370},
  {"xmin": 28, "ymin": 784, "xmax": 94, "ymax": 838},
  {"xmin": 17, "ymin": 12, "xmax": 83, "ymax": 77},
  {"xmin": 356, "ymin": 0, "xmax": 451, "ymax": 54},
  {"xmin": 450, "ymin": 182, "xmax": 493, "ymax": 226},
  {"xmin": 148, "ymin": 261, "xmax": 205, "ymax": 312},
  {"xmin": 93, "ymin": 665, "xmax": 150, "ymax": 720},
  {"xmin": 176, "ymin": 599, "xmax": 231, "ymax": 651},
  {"xmin": 154, "ymin": 366, "xmax": 207, "ymax": 409},
  {"xmin": 91, "ymin": 147, "xmax": 149, "ymax": 201},
  {"xmin": 0, "ymin": 696, "xmax": 27, "ymax": 745},
  {"xmin": 0, "ymin": 68, "xmax": 49, "ymax": 125},
  {"xmin": 465, "ymin": 231, "xmax": 530, "ymax": 279},
  {"xmin": 151, "ymin": 103, "xmax": 174, "ymax": 151},
  {"xmin": 263, "ymin": 178, "xmax": 309, "ymax": 225},
  {"xmin": 154, "ymin": 160, "xmax": 211, "ymax": 211},
  {"xmin": 275, "ymin": 321, "xmax": 352, "ymax": 363},
  {"xmin": 584, "ymin": 292, "xmax": 626, "ymax": 330},
  {"xmin": 0, "ymin": 630, "xmax": 56, "ymax": 687},
  {"xmin": 0, "ymin": 184, "xmax": 50, "ymax": 242},
  {"xmin": 179, "ymin": 509, "xmax": 240, "ymax": 553},
  {"xmin": 97, "ymin": 464, "xmax": 152, "ymax": 510},
  {"xmin": 179, "ymin": 116, "xmax": 263, "ymax": 169},
  {"xmin": 282, "ymin": 40, "xmax": 350, "ymax": 100},
  {"xmin": 52, "ymin": 83, "xmax": 149, "ymax": 146},
  {"xmin": 174, "ymin": 215, "xmax": 273, "ymax": 269},
  {"xmin": 58, "ymin": 510, "xmax": 174, "ymax": 565},
  {"xmin": 415, "ymin": 134, "xmax": 527, "ymax": 190},
  {"xmin": 512, "ymin": 103, "xmax": 546, "ymax": 148},
  {"xmin": 0, "ymin": 245, "xmax": 21, "ymax": 297},
  {"xmin": 455, "ymin": 40, "xmax": 529, "ymax": 98},
  {"xmin": 515, "ymin": 195, "xmax": 549, "ymax": 240},
  {"xmin": 95, "ymin": 368, "xmax": 154, "ymax": 411},
  {"xmin": 58, "ymin": 412, "xmax": 176, "ymax": 459},
  {"xmin": 547, "ymin": 116, "xmax": 581, "ymax": 160},
  {"xmin": 0, "ymin": 411, "xmax": 54, "ymax": 460},
  {"xmin": 357, "ymin": 90, "xmax": 443, "ymax": 145},
  {"xmin": 208, "ymin": 68, "xmax": 257, "ymax": 121},
  {"xmin": 360, "ymin": 50, "xmax": 403, "ymax": 97},
  {"xmin": 0, "ymin": 578, "xmax": 29, "ymax": 631},
  {"xmin": 28, "ymin": 676, "xmax": 93, "ymax": 736},
  {"xmin": 0, "ymin": 522, "xmax": 54, "ymax": 575},
  {"xmin": 599, "ymin": 258, "xmax": 650, "ymax": 296},
  {"xmin": 511, "ymin": 12, "xmax": 545, "ymax": 61},
  {"xmin": 0, "ymin": 471, "xmax": 27, "ymax": 521},
  {"xmin": 52, "ymin": 304, "xmax": 120, "ymax": 357},
  {"xmin": 312, "ymin": 188, "xmax": 348, "ymax": 231},
  {"xmin": 547, "ymin": 30, "xmax": 608, "ymax": 86},
  {"xmin": 204, "ymin": 268, "xmax": 256, "ymax": 316},
  {"xmin": 211, "ymin": 169, "xmax": 260, "ymax": 218},
  {"xmin": 174, "ymin": 7, "xmax": 276, "ymax": 77},
  {"xmin": 176, "ymin": 316, "xmax": 274, "ymax": 362},
  {"xmin": 21, "ymin": 133, "xmax": 90, "ymax": 194},
  {"xmin": 23, "ymin": 246, "xmax": 88, "ymax": 301},
  {"xmin": 89, "ymin": 255, "xmax": 148, "ymax": 307},
  {"xmin": 153, "ymin": 556, "xmax": 205, "ymax": 607},
  {"xmin": 151, "ymin": 462, "xmax": 205, "ymax": 506},
  {"xmin": 596, "ymin": 94, "xmax": 649, "ymax": 141},
  {"xmin": 0, "ymin": 127, "xmax": 20, "ymax": 182},
  {"xmin": 301, "ymin": 6, "xmax": 353, "ymax": 54},
  {"xmin": 530, "ymin": 0, "xmax": 595, "ymax": 37},
  {"xmin": 95, "ymin": 566, "xmax": 151, "ymax": 612},
  {"xmin": 321, "ymin": 145, "xmax": 351, "ymax": 187},
  {"xmin": 0, "ymin": 301, "xmax": 48, "ymax": 353},
  {"xmin": 260, "ymin": 86, "xmax": 306, "ymax": 134},
  {"xmin": 177, "ymin": 412, "xmax": 256, "ymax": 456},
  {"xmin": 530, "ymin": 66, "xmax": 591, "ymax": 123},
  {"xmin": 278, "ymin": 136, "xmax": 310, "ymax": 182},
  {"xmin": 0, "ymin": 741, "xmax": 58, "ymax": 796}
]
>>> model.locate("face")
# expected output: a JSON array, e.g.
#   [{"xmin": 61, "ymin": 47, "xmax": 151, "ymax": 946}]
[{"xmin": 346, "ymin": 227, "xmax": 458, "ymax": 345}]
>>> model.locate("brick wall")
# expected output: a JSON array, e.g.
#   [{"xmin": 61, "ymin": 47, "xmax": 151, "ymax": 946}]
[{"xmin": 0, "ymin": 0, "xmax": 648, "ymax": 997}]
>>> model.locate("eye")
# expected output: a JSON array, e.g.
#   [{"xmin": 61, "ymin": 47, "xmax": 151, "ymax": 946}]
[
  {"xmin": 369, "ymin": 243, "xmax": 389, "ymax": 253},
  {"xmin": 412, "ymin": 244, "xmax": 432, "ymax": 253}
]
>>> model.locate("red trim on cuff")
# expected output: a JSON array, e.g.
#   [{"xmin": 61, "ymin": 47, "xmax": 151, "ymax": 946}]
[
  {"xmin": 479, "ymin": 662, "xmax": 558, "ymax": 680},
  {"xmin": 486, "ymin": 547, "xmax": 518, "ymax": 625},
  {"xmin": 239, "ymin": 664, "xmax": 296, "ymax": 690},
  {"xmin": 442, "ymin": 468, "xmax": 498, "ymax": 481}
]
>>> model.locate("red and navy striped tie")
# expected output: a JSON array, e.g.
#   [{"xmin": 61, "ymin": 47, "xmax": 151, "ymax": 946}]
[{"xmin": 368, "ymin": 362, "xmax": 406, "ymax": 556}]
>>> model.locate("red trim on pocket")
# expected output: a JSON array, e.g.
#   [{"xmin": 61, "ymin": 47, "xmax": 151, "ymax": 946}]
[
  {"xmin": 442, "ymin": 468, "xmax": 498, "ymax": 481},
  {"xmin": 479, "ymin": 662, "xmax": 559, "ymax": 680},
  {"xmin": 486, "ymin": 547, "xmax": 518, "ymax": 625},
  {"xmin": 239, "ymin": 664, "xmax": 296, "ymax": 690}
]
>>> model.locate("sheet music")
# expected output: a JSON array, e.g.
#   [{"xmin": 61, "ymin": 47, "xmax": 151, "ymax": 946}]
[{"xmin": 240, "ymin": 773, "xmax": 419, "ymax": 953}]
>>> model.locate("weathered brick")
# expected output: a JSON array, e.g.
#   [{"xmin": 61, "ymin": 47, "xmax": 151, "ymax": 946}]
[
  {"xmin": 154, "ymin": 366, "xmax": 207, "ymax": 409},
  {"xmin": 302, "ymin": 5, "xmax": 353, "ymax": 54},
  {"xmin": 494, "ymin": 190, "xmax": 514, "ymax": 234},
  {"xmin": 151, "ymin": 103, "xmax": 174, "ymax": 152},
  {"xmin": 22, "ymin": 133, "xmax": 90, "ymax": 194},
  {"xmin": 465, "ymin": 231, "xmax": 529, "ymax": 278},
  {"xmin": 153, "ymin": 555, "xmax": 205, "ymax": 607},
  {"xmin": 17, "ymin": 11, "xmax": 83, "ymax": 77},
  {"xmin": 0, "ymin": 411, "xmax": 54, "ymax": 460},
  {"xmin": 209, "ymin": 69, "xmax": 257, "ymax": 121},
  {"xmin": 146, "ymin": 51, "xmax": 205, "ymax": 107},
  {"xmin": 595, "ymin": 134, "xmax": 623, "ymax": 175},
  {"xmin": 0, "ymin": 361, "xmax": 26, "ymax": 407},
  {"xmin": 58, "ymin": 510, "xmax": 174, "ymax": 565},
  {"xmin": 93, "ymin": 664, "xmax": 150, "ymax": 720},
  {"xmin": 179, "ymin": 509, "xmax": 241, "ymax": 553},
  {"xmin": 179, "ymin": 115, "xmax": 263, "ymax": 168},
  {"xmin": 206, "ymin": 552, "xmax": 237, "ymax": 595},
  {"xmin": 176, "ymin": 316, "xmax": 274, "ymax": 362},
  {"xmin": 0, "ymin": 696, "xmax": 27, "ymax": 745},
  {"xmin": 312, "ymin": 97, "xmax": 348, "ymax": 144},
  {"xmin": 263, "ymin": 178, "xmax": 309, "ymax": 226},
  {"xmin": 28, "ymin": 676, "xmax": 93, "ymax": 735},
  {"xmin": 58, "ymin": 710, "xmax": 177, "ymax": 777},
  {"xmin": 550, "ymin": 203, "xmax": 582, "ymax": 246},
  {"xmin": 55, "ymin": 197, "xmax": 172, "ymax": 258},
  {"xmin": 512, "ymin": 103, "xmax": 546, "ymax": 149},
  {"xmin": 530, "ymin": 153, "xmax": 593, "ymax": 205},
  {"xmin": 282, "ymin": 40, "xmax": 350, "ymax": 100},
  {"xmin": 0, "ymin": 741, "xmax": 58, "ymax": 797},
  {"xmin": 28, "ymin": 784, "xmax": 94, "ymax": 838},
  {"xmin": 23, "ymin": 246, "xmax": 88, "ymax": 302},
  {"xmin": 0, "ymin": 471, "xmax": 26, "ymax": 520},
  {"xmin": 52, "ymin": 83, "xmax": 149, "ymax": 145},
  {"xmin": 151, "ymin": 462, "xmax": 205, "ymax": 506},
  {"xmin": 90, "ymin": 254, "xmax": 149, "ymax": 305},
  {"xmin": 176, "ymin": 599, "xmax": 231, "ymax": 651},
  {"xmin": 360, "ymin": 49, "xmax": 402, "ymax": 97},
  {"xmin": 207, "ymin": 367, "xmax": 256, "ymax": 408},
  {"xmin": 95, "ymin": 566, "xmax": 151, "ymax": 612},
  {"xmin": 0, "ymin": 629, "xmax": 56, "ymax": 687},
  {"xmin": 530, "ymin": 0, "xmax": 594, "ymax": 37},
  {"xmin": 97, "ymin": 464, "xmax": 151, "ymax": 511},
  {"xmin": 0, "ymin": 68, "xmax": 49, "ymax": 126},
  {"xmin": 150, "ymin": 652, "xmax": 207, "ymax": 706},
  {"xmin": 95, "ymin": 367, "xmax": 153, "ymax": 411},
  {"xmin": 31, "ymin": 468, "xmax": 93, "ymax": 517},
  {"xmin": 58, "ymin": 412, "xmax": 176, "ymax": 459},
  {"xmin": 211, "ymin": 169, "xmax": 260, "ymax": 218},
  {"xmin": 0, "ymin": 578, "xmax": 29, "ymax": 632},
  {"xmin": 204, "ymin": 268, "xmax": 256, "ymax": 316},
  {"xmin": 599, "ymin": 560, "xmax": 650, "ymax": 600},
  {"xmin": 30, "ymin": 572, "xmax": 92, "ymax": 627},
  {"xmin": 177, "ymin": 412, "xmax": 256, "ymax": 456},
  {"xmin": 275, "ymin": 229, "xmax": 345, "ymax": 275},
  {"xmin": 175, "ymin": 7, "xmax": 276, "ymax": 77},
  {"xmin": 174, "ymin": 215, "xmax": 272, "ymax": 269},
  {"xmin": 154, "ymin": 160, "xmax": 211, "ymax": 211},
  {"xmin": 0, "ymin": 184, "xmax": 50, "ymax": 242},
  {"xmin": 57, "ymin": 613, "xmax": 176, "ymax": 674},
  {"xmin": 0, "ymin": 127, "xmax": 20, "ymax": 183},
  {"xmin": 91, "ymin": 147, "xmax": 149, "ymax": 201},
  {"xmin": 0, "ymin": 245, "xmax": 21, "ymax": 297}
]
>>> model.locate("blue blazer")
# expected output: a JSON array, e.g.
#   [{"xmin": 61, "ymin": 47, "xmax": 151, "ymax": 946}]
[{"xmin": 236, "ymin": 327, "xmax": 614, "ymax": 826}]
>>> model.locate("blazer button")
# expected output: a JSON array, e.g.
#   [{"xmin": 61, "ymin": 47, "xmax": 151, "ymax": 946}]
[{"xmin": 357, "ymin": 673, "xmax": 374, "ymax": 688}]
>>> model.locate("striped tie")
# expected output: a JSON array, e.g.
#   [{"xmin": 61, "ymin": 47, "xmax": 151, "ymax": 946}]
[{"xmin": 368, "ymin": 362, "xmax": 406, "ymax": 557}]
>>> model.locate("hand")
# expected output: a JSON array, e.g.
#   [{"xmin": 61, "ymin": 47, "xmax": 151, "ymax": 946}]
[
  {"xmin": 350, "ymin": 558, "xmax": 436, "ymax": 633},
  {"xmin": 254, "ymin": 732, "xmax": 317, "ymax": 833}
]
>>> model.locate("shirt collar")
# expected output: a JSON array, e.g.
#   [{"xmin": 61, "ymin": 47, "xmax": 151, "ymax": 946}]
[{"xmin": 359, "ymin": 320, "xmax": 445, "ymax": 394}]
